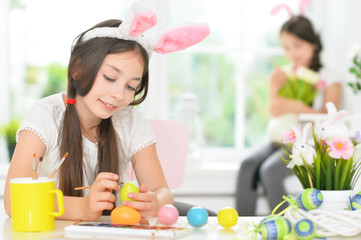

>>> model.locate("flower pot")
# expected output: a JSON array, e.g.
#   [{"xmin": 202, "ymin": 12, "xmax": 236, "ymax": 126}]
[
  {"xmin": 318, "ymin": 190, "xmax": 352, "ymax": 211},
  {"xmin": 266, "ymin": 113, "xmax": 299, "ymax": 143}
]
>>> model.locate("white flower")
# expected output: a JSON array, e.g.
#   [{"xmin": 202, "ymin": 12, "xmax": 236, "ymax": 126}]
[
  {"xmin": 347, "ymin": 43, "xmax": 361, "ymax": 60},
  {"xmin": 295, "ymin": 66, "xmax": 319, "ymax": 84}
]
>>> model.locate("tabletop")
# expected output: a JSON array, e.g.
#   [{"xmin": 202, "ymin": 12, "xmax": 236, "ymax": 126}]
[{"xmin": 1, "ymin": 214, "xmax": 361, "ymax": 240}]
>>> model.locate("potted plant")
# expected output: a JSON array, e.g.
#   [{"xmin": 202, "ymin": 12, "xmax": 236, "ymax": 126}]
[
  {"xmin": 281, "ymin": 102, "xmax": 361, "ymax": 211},
  {"xmin": 1, "ymin": 118, "xmax": 21, "ymax": 160}
]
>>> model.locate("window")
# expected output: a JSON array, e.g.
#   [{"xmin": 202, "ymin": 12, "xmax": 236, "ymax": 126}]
[{"xmin": 2, "ymin": 0, "xmax": 300, "ymax": 163}]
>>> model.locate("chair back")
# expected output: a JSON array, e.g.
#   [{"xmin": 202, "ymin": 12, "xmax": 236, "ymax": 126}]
[{"xmin": 126, "ymin": 119, "xmax": 190, "ymax": 189}]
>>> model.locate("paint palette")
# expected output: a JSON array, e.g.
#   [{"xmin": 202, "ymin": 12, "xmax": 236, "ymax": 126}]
[{"xmin": 65, "ymin": 222, "xmax": 192, "ymax": 239}]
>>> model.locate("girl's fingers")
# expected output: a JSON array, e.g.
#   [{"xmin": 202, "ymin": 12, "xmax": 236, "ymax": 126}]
[
  {"xmin": 93, "ymin": 179, "xmax": 120, "ymax": 192},
  {"xmin": 139, "ymin": 184, "xmax": 147, "ymax": 193},
  {"xmin": 124, "ymin": 200, "xmax": 149, "ymax": 211},
  {"xmin": 128, "ymin": 193, "xmax": 152, "ymax": 202},
  {"xmin": 95, "ymin": 172, "xmax": 119, "ymax": 181},
  {"xmin": 94, "ymin": 191, "xmax": 116, "ymax": 203},
  {"xmin": 92, "ymin": 201, "xmax": 115, "ymax": 212}
]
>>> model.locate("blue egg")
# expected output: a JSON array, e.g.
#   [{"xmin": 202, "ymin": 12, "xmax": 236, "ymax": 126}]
[
  {"xmin": 258, "ymin": 215, "xmax": 292, "ymax": 239},
  {"xmin": 296, "ymin": 188, "xmax": 323, "ymax": 210},
  {"xmin": 351, "ymin": 193, "xmax": 361, "ymax": 210},
  {"xmin": 187, "ymin": 206, "xmax": 208, "ymax": 228},
  {"xmin": 294, "ymin": 219, "xmax": 316, "ymax": 240}
]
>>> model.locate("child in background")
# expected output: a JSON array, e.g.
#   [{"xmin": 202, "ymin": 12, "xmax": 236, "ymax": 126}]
[
  {"xmin": 236, "ymin": 13, "xmax": 341, "ymax": 215},
  {"xmin": 4, "ymin": 3, "xmax": 209, "ymax": 221}
]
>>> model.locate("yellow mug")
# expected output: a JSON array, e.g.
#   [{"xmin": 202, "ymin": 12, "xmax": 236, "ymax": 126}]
[{"xmin": 10, "ymin": 177, "xmax": 64, "ymax": 232}]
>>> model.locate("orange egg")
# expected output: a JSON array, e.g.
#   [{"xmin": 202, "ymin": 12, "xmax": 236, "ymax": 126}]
[{"xmin": 110, "ymin": 206, "xmax": 141, "ymax": 225}]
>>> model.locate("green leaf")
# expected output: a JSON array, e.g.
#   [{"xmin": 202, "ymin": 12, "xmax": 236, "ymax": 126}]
[
  {"xmin": 350, "ymin": 67, "xmax": 357, "ymax": 74},
  {"xmin": 339, "ymin": 158, "xmax": 353, "ymax": 190}
]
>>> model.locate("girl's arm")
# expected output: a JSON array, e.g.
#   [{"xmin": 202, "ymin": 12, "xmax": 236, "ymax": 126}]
[
  {"xmin": 124, "ymin": 144, "xmax": 173, "ymax": 217},
  {"xmin": 269, "ymin": 82, "xmax": 341, "ymax": 117},
  {"xmin": 4, "ymin": 130, "xmax": 119, "ymax": 221}
]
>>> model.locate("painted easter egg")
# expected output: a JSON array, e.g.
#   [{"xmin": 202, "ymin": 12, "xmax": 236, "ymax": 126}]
[
  {"xmin": 187, "ymin": 206, "xmax": 208, "ymax": 228},
  {"xmin": 294, "ymin": 219, "xmax": 316, "ymax": 240},
  {"xmin": 258, "ymin": 215, "xmax": 292, "ymax": 240},
  {"xmin": 158, "ymin": 204, "xmax": 179, "ymax": 226},
  {"xmin": 351, "ymin": 192, "xmax": 361, "ymax": 210},
  {"xmin": 217, "ymin": 207, "xmax": 238, "ymax": 228},
  {"xmin": 110, "ymin": 206, "xmax": 141, "ymax": 225},
  {"xmin": 120, "ymin": 182, "xmax": 140, "ymax": 203},
  {"xmin": 296, "ymin": 188, "xmax": 323, "ymax": 210}
]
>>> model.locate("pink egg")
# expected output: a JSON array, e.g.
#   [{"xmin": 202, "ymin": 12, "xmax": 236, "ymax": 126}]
[{"xmin": 157, "ymin": 204, "xmax": 179, "ymax": 226}]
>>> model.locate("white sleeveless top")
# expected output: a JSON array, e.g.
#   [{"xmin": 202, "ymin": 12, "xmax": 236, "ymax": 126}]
[{"xmin": 16, "ymin": 92, "xmax": 156, "ymax": 205}]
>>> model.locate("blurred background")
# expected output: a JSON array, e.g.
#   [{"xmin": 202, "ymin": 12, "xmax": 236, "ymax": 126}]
[{"xmin": 1, "ymin": 0, "xmax": 361, "ymax": 213}]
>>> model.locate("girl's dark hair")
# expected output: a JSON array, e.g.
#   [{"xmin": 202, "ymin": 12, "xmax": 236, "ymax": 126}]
[
  {"xmin": 58, "ymin": 19, "xmax": 149, "ymax": 201},
  {"xmin": 281, "ymin": 15, "xmax": 322, "ymax": 71}
]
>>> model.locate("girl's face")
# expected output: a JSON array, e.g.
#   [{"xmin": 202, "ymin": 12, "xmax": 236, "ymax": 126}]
[
  {"xmin": 280, "ymin": 31, "xmax": 316, "ymax": 68},
  {"xmin": 79, "ymin": 51, "xmax": 144, "ymax": 122}
]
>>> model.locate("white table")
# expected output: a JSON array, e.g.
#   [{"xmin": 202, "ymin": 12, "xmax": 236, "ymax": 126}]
[{"xmin": 1, "ymin": 215, "xmax": 360, "ymax": 240}]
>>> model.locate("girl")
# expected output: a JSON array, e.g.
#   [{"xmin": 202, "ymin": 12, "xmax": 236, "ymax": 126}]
[
  {"xmin": 4, "ymin": 4, "xmax": 209, "ymax": 221},
  {"xmin": 236, "ymin": 15, "xmax": 341, "ymax": 215}
]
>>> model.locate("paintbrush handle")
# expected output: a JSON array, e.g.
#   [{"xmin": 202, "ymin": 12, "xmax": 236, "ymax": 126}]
[
  {"xmin": 74, "ymin": 182, "xmax": 124, "ymax": 190},
  {"xmin": 48, "ymin": 152, "xmax": 68, "ymax": 179}
]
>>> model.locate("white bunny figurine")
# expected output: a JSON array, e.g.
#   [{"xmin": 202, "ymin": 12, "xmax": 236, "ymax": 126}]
[
  {"xmin": 288, "ymin": 123, "xmax": 316, "ymax": 169},
  {"xmin": 316, "ymin": 102, "xmax": 349, "ymax": 141}
]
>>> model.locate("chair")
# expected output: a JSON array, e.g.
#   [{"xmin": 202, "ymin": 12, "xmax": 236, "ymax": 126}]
[{"xmin": 126, "ymin": 119, "xmax": 216, "ymax": 216}]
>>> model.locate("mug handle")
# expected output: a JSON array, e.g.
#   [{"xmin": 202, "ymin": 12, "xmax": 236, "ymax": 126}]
[{"xmin": 49, "ymin": 189, "xmax": 65, "ymax": 217}]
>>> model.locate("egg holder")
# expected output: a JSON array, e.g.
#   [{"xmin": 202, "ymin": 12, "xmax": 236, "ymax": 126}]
[
  {"xmin": 284, "ymin": 191, "xmax": 361, "ymax": 237},
  {"xmin": 285, "ymin": 206, "xmax": 361, "ymax": 237},
  {"xmin": 243, "ymin": 192, "xmax": 324, "ymax": 240}
]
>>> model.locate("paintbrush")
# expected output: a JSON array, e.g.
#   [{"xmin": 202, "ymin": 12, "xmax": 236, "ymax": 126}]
[
  {"xmin": 32, "ymin": 153, "xmax": 36, "ymax": 180},
  {"xmin": 35, "ymin": 157, "xmax": 43, "ymax": 179},
  {"xmin": 74, "ymin": 182, "xmax": 124, "ymax": 190},
  {"xmin": 49, "ymin": 152, "xmax": 69, "ymax": 179}
]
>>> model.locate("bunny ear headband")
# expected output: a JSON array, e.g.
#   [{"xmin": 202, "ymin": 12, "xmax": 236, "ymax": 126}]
[
  {"xmin": 81, "ymin": 2, "xmax": 210, "ymax": 57},
  {"xmin": 270, "ymin": 0, "xmax": 312, "ymax": 16}
]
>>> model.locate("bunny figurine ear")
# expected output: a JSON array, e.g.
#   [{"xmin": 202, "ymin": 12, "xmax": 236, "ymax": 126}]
[
  {"xmin": 325, "ymin": 102, "xmax": 348, "ymax": 125},
  {"xmin": 326, "ymin": 102, "xmax": 337, "ymax": 117},
  {"xmin": 153, "ymin": 23, "xmax": 210, "ymax": 54},
  {"xmin": 301, "ymin": 123, "xmax": 312, "ymax": 143},
  {"xmin": 270, "ymin": 3, "xmax": 293, "ymax": 16}
]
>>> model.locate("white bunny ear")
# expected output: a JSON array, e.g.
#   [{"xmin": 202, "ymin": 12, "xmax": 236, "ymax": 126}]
[
  {"xmin": 153, "ymin": 23, "xmax": 210, "ymax": 54},
  {"xmin": 301, "ymin": 123, "xmax": 312, "ymax": 143},
  {"xmin": 120, "ymin": 2, "xmax": 157, "ymax": 37},
  {"xmin": 326, "ymin": 102, "xmax": 337, "ymax": 118},
  {"xmin": 299, "ymin": 0, "xmax": 313, "ymax": 15}
]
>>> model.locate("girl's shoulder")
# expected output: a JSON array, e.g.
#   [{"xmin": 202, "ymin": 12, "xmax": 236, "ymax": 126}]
[
  {"xmin": 29, "ymin": 92, "xmax": 66, "ymax": 118},
  {"xmin": 16, "ymin": 92, "xmax": 65, "ymax": 149}
]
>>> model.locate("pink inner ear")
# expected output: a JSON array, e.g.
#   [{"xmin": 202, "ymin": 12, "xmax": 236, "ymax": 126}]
[
  {"xmin": 129, "ymin": 11, "xmax": 157, "ymax": 37},
  {"xmin": 153, "ymin": 24, "xmax": 210, "ymax": 54},
  {"xmin": 270, "ymin": 4, "xmax": 293, "ymax": 16},
  {"xmin": 330, "ymin": 111, "xmax": 347, "ymax": 125}
]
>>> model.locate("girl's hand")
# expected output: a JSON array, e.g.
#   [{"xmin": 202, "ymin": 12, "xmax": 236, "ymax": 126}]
[
  {"xmin": 86, "ymin": 172, "xmax": 120, "ymax": 221},
  {"xmin": 270, "ymin": 68, "xmax": 287, "ymax": 97},
  {"xmin": 123, "ymin": 184, "xmax": 159, "ymax": 218}
]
